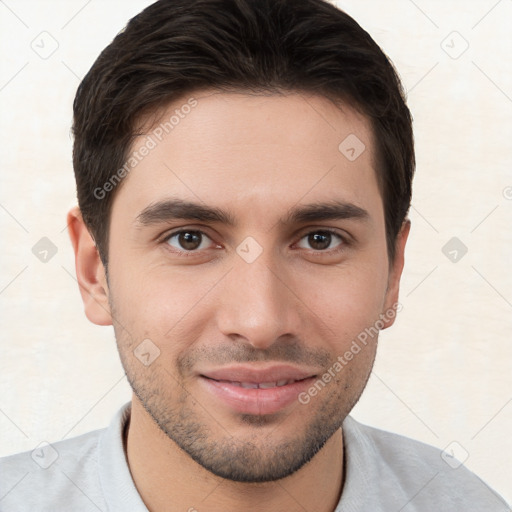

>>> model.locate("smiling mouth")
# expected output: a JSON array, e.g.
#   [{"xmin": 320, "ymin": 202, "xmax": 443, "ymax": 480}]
[{"xmin": 197, "ymin": 365, "xmax": 319, "ymax": 415}]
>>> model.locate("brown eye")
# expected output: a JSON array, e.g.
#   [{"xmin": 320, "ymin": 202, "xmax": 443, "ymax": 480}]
[
  {"xmin": 297, "ymin": 230, "xmax": 343, "ymax": 251},
  {"xmin": 166, "ymin": 230, "xmax": 212, "ymax": 251}
]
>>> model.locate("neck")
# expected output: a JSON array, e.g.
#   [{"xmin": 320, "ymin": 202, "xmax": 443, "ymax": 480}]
[{"xmin": 125, "ymin": 397, "xmax": 345, "ymax": 512}]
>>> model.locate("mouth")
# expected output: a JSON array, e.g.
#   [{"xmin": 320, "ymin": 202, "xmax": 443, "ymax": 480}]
[
  {"xmin": 197, "ymin": 365, "xmax": 318, "ymax": 416},
  {"xmin": 207, "ymin": 378, "xmax": 305, "ymax": 389}
]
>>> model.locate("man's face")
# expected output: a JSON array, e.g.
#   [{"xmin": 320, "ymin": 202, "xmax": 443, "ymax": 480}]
[{"xmin": 103, "ymin": 91, "xmax": 406, "ymax": 482}]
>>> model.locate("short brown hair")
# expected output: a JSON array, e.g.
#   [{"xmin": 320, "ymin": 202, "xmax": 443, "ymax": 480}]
[{"xmin": 72, "ymin": 0, "xmax": 415, "ymax": 265}]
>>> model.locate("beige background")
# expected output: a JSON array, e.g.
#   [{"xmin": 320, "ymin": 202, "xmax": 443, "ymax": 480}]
[{"xmin": 0, "ymin": 0, "xmax": 511, "ymax": 504}]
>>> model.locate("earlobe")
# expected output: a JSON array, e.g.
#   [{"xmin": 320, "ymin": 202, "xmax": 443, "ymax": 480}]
[
  {"xmin": 381, "ymin": 219, "xmax": 411, "ymax": 329},
  {"xmin": 67, "ymin": 206, "xmax": 113, "ymax": 326}
]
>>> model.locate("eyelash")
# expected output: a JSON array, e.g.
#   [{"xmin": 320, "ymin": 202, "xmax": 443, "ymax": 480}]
[{"xmin": 160, "ymin": 228, "xmax": 350, "ymax": 256}]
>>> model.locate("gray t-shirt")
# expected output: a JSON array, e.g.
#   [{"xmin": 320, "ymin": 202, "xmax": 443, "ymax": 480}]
[{"xmin": 0, "ymin": 402, "xmax": 509, "ymax": 511}]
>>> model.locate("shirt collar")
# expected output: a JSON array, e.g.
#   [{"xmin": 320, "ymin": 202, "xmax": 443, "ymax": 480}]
[{"xmin": 98, "ymin": 401, "xmax": 149, "ymax": 512}]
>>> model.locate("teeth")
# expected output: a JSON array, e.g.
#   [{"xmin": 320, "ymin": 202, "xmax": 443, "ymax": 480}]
[
  {"xmin": 240, "ymin": 382, "xmax": 259, "ymax": 389},
  {"xmin": 258, "ymin": 382, "xmax": 277, "ymax": 389},
  {"xmin": 217, "ymin": 378, "xmax": 298, "ymax": 388},
  {"xmin": 230, "ymin": 380, "xmax": 295, "ymax": 389}
]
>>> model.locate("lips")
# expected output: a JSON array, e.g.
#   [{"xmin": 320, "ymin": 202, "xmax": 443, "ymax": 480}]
[
  {"xmin": 198, "ymin": 365, "xmax": 317, "ymax": 415},
  {"xmin": 200, "ymin": 365, "xmax": 315, "ymax": 384}
]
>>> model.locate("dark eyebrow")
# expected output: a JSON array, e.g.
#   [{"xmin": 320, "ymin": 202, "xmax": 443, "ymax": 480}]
[
  {"xmin": 136, "ymin": 198, "xmax": 236, "ymax": 226},
  {"xmin": 135, "ymin": 198, "xmax": 369, "ymax": 228},
  {"xmin": 282, "ymin": 200, "xmax": 370, "ymax": 225}
]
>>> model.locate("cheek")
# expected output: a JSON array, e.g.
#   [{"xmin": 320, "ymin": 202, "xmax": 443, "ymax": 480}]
[
  {"xmin": 298, "ymin": 260, "xmax": 388, "ymax": 346},
  {"xmin": 108, "ymin": 265, "xmax": 218, "ymax": 349}
]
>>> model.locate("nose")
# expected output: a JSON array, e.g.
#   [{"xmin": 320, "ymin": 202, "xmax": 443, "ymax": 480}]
[{"xmin": 215, "ymin": 251, "xmax": 302, "ymax": 350}]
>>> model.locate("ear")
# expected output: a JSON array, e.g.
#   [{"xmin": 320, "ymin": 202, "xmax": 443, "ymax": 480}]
[
  {"xmin": 67, "ymin": 206, "xmax": 112, "ymax": 326},
  {"xmin": 381, "ymin": 219, "xmax": 410, "ymax": 329}
]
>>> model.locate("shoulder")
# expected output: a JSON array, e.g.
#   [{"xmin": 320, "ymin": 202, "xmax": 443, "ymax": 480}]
[
  {"xmin": 0, "ymin": 428, "xmax": 106, "ymax": 512},
  {"xmin": 340, "ymin": 416, "xmax": 510, "ymax": 511}
]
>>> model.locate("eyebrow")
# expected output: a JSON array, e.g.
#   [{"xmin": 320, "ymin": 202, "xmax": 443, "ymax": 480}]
[
  {"xmin": 283, "ymin": 200, "xmax": 369, "ymax": 225},
  {"xmin": 135, "ymin": 198, "xmax": 369, "ymax": 227},
  {"xmin": 136, "ymin": 198, "xmax": 236, "ymax": 226}
]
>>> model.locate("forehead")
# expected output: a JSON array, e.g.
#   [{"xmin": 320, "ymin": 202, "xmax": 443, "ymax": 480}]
[{"xmin": 114, "ymin": 90, "xmax": 381, "ymax": 223}]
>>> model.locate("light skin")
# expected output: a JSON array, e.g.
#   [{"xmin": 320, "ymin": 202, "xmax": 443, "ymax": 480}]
[{"xmin": 68, "ymin": 90, "xmax": 409, "ymax": 512}]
